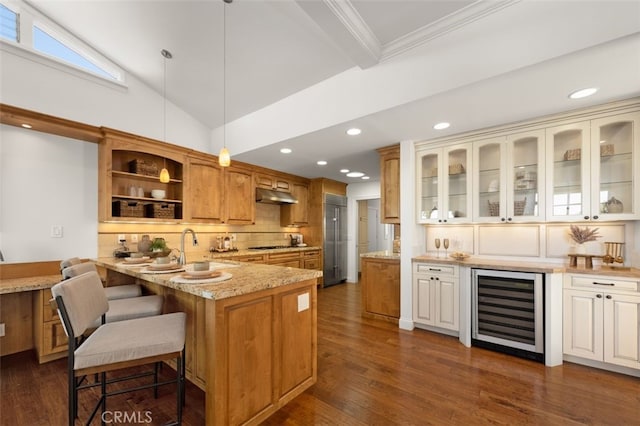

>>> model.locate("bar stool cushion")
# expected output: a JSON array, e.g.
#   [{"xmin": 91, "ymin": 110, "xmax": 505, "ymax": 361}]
[
  {"xmin": 75, "ymin": 312, "xmax": 186, "ymax": 371},
  {"xmin": 104, "ymin": 285, "xmax": 142, "ymax": 300},
  {"xmin": 89, "ymin": 295, "xmax": 163, "ymax": 328}
]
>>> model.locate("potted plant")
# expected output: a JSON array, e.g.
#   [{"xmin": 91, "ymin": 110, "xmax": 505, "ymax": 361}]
[{"xmin": 149, "ymin": 237, "xmax": 170, "ymax": 257}]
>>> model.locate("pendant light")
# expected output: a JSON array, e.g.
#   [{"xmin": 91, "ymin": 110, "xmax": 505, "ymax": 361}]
[
  {"xmin": 159, "ymin": 48, "xmax": 172, "ymax": 183},
  {"xmin": 219, "ymin": 0, "xmax": 232, "ymax": 167}
]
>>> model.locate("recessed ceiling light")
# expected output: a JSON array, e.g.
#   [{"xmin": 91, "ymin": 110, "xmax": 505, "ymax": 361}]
[
  {"xmin": 346, "ymin": 171, "xmax": 365, "ymax": 178},
  {"xmin": 569, "ymin": 88, "xmax": 598, "ymax": 99},
  {"xmin": 433, "ymin": 122, "xmax": 450, "ymax": 130},
  {"xmin": 340, "ymin": 169, "xmax": 350, "ymax": 173},
  {"xmin": 21, "ymin": 123, "xmax": 33, "ymax": 129},
  {"xmin": 346, "ymin": 128, "xmax": 361, "ymax": 136},
  {"xmin": 317, "ymin": 160, "xmax": 327, "ymax": 166},
  {"xmin": 362, "ymin": 176, "xmax": 370, "ymax": 180},
  {"xmin": 280, "ymin": 148, "xmax": 292, "ymax": 154}
]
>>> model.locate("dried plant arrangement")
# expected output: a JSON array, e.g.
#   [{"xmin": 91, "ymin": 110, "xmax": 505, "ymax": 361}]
[{"xmin": 569, "ymin": 225, "xmax": 601, "ymax": 244}]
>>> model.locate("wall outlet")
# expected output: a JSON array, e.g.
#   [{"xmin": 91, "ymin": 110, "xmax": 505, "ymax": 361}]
[
  {"xmin": 0, "ymin": 323, "xmax": 5, "ymax": 337},
  {"xmin": 117, "ymin": 234, "xmax": 126, "ymax": 244},
  {"xmin": 50, "ymin": 225, "xmax": 63, "ymax": 238},
  {"xmin": 131, "ymin": 234, "xmax": 138, "ymax": 243}
]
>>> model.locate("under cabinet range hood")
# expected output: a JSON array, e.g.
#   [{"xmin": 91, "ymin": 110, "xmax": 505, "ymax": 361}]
[{"xmin": 255, "ymin": 188, "xmax": 298, "ymax": 204}]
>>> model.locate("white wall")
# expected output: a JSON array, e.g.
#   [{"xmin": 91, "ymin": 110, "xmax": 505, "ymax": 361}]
[
  {"xmin": 0, "ymin": 125, "xmax": 98, "ymax": 262},
  {"xmin": 0, "ymin": 43, "xmax": 212, "ymax": 153}
]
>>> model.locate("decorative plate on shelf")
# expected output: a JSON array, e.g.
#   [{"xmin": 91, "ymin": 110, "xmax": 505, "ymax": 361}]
[{"xmin": 449, "ymin": 252, "xmax": 469, "ymax": 260}]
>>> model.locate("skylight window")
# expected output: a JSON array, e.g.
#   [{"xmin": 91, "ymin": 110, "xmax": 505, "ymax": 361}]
[
  {"xmin": 33, "ymin": 25, "xmax": 119, "ymax": 80},
  {"xmin": 0, "ymin": 0, "xmax": 125, "ymax": 84},
  {"xmin": 0, "ymin": 3, "xmax": 18, "ymax": 42}
]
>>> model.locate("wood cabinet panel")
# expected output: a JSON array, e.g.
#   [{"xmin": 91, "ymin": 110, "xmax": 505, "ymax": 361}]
[
  {"xmin": 0, "ymin": 292, "xmax": 33, "ymax": 356},
  {"xmin": 256, "ymin": 173, "xmax": 291, "ymax": 192},
  {"xmin": 281, "ymin": 182, "xmax": 309, "ymax": 226},
  {"xmin": 187, "ymin": 157, "xmax": 223, "ymax": 222},
  {"xmin": 377, "ymin": 145, "xmax": 400, "ymax": 224},
  {"xmin": 224, "ymin": 166, "xmax": 255, "ymax": 224},
  {"xmin": 207, "ymin": 279, "xmax": 317, "ymax": 425},
  {"xmin": 223, "ymin": 296, "xmax": 275, "ymax": 425},
  {"xmin": 361, "ymin": 258, "xmax": 400, "ymax": 321},
  {"xmin": 280, "ymin": 288, "xmax": 314, "ymax": 397}
]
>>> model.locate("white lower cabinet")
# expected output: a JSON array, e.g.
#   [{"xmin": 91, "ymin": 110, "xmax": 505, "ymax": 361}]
[
  {"xmin": 563, "ymin": 274, "xmax": 640, "ymax": 370},
  {"xmin": 413, "ymin": 263, "xmax": 459, "ymax": 332}
]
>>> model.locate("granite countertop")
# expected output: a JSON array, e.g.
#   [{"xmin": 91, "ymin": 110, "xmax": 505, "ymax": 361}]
[
  {"xmin": 360, "ymin": 251, "xmax": 400, "ymax": 260},
  {"xmin": 0, "ymin": 274, "xmax": 62, "ymax": 294},
  {"xmin": 208, "ymin": 246, "xmax": 321, "ymax": 258},
  {"xmin": 412, "ymin": 255, "xmax": 640, "ymax": 278},
  {"xmin": 95, "ymin": 257, "xmax": 322, "ymax": 300}
]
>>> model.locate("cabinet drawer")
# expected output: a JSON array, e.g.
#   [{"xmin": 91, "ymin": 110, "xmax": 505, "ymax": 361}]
[
  {"xmin": 304, "ymin": 259, "xmax": 319, "ymax": 270},
  {"xmin": 568, "ymin": 275, "xmax": 639, "ymax": 293},
  {"xmin": 303, "ymin": 250, "xmax": 320, "ymax": 257},
  {"xmin": 414, "ymin": 263, "xmax": 456, "ymax": 276},
  {"xmin": 270, "ymin": 260, "xmax": 301, "ymax": 268},
  {"xmin": 268, "ymin": 252, "xmax": 301, "ymax": 261},
  {"xmin": 42, "ymin": 320, "xmax": 68, "ymax": 356},
  {"xmin": 234, "ymin": 254, "xmax": 267, "ymax": 263}
]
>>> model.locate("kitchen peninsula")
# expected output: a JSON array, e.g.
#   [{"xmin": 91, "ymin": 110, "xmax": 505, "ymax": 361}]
[{"xmin": 95, "ymin": 258, "xmax": 321, "ymax": 426}]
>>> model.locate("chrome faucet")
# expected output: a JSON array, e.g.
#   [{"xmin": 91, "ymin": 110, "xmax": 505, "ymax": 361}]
[{"xmin": 179, "ymin": 228, "xmax": 198, "ymax": 265}]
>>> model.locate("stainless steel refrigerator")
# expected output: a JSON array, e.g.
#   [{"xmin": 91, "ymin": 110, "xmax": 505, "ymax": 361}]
[{"xmin": 323, "ymin": 194, "xmax": 348, "ymax": 286}]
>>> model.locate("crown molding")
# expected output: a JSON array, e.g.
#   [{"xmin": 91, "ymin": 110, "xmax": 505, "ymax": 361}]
[{"xmin": 381, "ymin": 0, "xmax": 521, "ymax": 61}]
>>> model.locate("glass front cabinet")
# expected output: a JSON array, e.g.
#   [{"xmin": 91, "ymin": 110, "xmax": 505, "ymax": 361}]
[
  {"xmin": 473, "ymin": 130, "xmax": 545, "ymax": 223},
  {"xmin": 546, "ymin": 112, "xmax": 639, "ymax": 222},
  {"xmin": 417, "ymin": 144, "xmax": 472, "ymax": 224}
]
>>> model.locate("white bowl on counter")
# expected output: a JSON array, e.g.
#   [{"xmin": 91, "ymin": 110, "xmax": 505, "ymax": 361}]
[{"xmin": 151, "ymin": 189, "xmax": 166, "ymax": 199}]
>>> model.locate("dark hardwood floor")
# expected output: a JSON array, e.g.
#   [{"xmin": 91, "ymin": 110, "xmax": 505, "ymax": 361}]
[{"xmin": 2, "ymin": 282, "xmax": 639, "ymax": 425}]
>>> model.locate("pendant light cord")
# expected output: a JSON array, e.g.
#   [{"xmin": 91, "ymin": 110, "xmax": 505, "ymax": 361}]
[{"xmin": 223, "ymin": 0, "xmax": 227, "ymax": 151}]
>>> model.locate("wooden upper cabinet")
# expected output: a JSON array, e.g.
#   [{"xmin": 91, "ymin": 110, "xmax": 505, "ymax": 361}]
[
  {"xmin": 377, "ymin": 144, "xmax": 400, "ymax": 224},
  {"xmin": 256, "ymin": 173, "xmax": 291, "ymax": 192},
  {"xmin": 224, "ymin": 165, "xmax": 255, "ymax": 224},
  {"xmin": 186, "ymin": 154, "xmax": 223, "ymax": 223},
  {"xmin": 281, "ymin": 182, "xmax": 309, "ymax": 226}
]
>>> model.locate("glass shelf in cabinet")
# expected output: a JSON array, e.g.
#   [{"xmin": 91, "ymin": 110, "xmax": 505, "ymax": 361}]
[{"xmin": 479, "ymin": 168, "xmax": 500, "ymax": 175}]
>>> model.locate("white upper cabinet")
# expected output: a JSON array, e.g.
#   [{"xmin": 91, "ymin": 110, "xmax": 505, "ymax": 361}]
[
  {"xmin": 473, "ymin": 130, "xmax": 545, "ymax": 223},
  {"xmin": 546, "ymin": 112, "xmax": 639, "ymax": 222},
  {"xmin": 417, "ymin": 144, "xmax": 472, "ymax": 224}
]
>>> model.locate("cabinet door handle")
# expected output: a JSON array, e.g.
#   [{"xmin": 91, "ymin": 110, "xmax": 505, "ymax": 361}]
[
  {"xmin": 592, "ymin": 281, "xmax": 615, "ymax": 286},
  {"xmin": 501, "ymin": 217, "xmax": 506, "ymax": 222},
  {"xmin": 592, "ymin": 215, "xmax": 599, "ymax": 220},
  {"xmin": 605, "ymin": 295, "xmax": 612, "ymax": 299},
  {"xmin": 596, "ymin": 294, "xmax": 603, "ymax": 298},
  {"xmin": 507, "ymin": 217, "xmax": 512, "ymax": 222},
  {"xmin": 584, "ymin": 216, "xmax": 589, "ymax": 220}
]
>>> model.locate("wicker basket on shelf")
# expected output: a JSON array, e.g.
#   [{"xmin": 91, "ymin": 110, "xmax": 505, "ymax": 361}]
[
  {"xmin": 488, "ymin": 200, "xmax": 500, "ymax": 217},
  {"xmin": 145, "ymin": 203, "xmax": 175, "ymax": 219},
  {"xmin": 128, "ymin": 159, "xmax": 159, "ymax": 176}
]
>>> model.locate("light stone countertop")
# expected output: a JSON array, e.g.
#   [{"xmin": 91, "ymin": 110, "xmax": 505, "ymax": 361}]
[
  {"xmin": 412, "ymin": 255, "xmax": 640, "ymax": 278},
  {"xmin": 95, "ymin": 257, "xmax": 322, "ymax": 300},
  {"xmin": 208, "ymin": 246, "xmax": 321, "ymax": 259},
  {"xmin": 360, "ymin": 251, "xmax": 400, "ymax": 261},
  {"xmin": 0, "ymin": 274, "xmax": 62, "ymax": 294}
]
